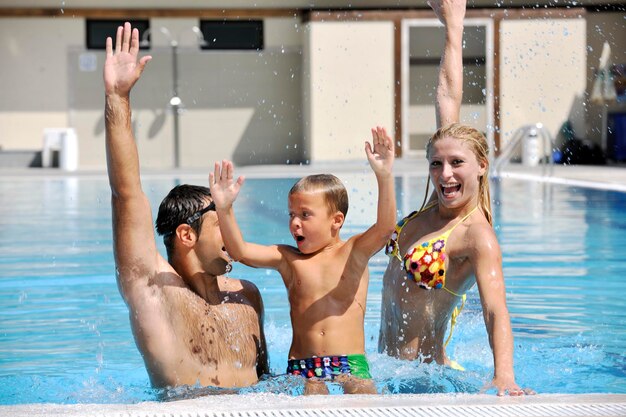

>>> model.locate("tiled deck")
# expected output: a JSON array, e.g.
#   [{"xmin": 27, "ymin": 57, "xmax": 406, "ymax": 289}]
[{"xmin": 2, "ymin": 160, "xmax": 626, "ymax": 192}]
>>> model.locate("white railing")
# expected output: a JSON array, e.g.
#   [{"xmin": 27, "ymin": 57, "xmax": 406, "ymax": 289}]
[{"xmin": 492, "ymin": 123, "xmax": 555, "ymax": 177}]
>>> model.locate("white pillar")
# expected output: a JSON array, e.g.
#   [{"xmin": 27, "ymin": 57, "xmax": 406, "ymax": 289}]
[{"xmin": 303, "ymin": 21, "xmax": 395, "ymax": 162}]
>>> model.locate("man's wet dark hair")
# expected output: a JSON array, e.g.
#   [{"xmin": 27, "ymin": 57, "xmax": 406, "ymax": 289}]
[{"xmin": 155, "ymin": 184, "xmax": 213, "ymax": 261}]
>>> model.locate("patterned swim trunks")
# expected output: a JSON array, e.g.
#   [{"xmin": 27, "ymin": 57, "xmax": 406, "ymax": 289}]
[{"xmin": 286, "ymin": 354, "xmax": 372, "ymax": 380}]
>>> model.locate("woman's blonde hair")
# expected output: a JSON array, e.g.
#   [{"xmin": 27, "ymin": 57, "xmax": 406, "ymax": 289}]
[{"xmin": 419, "ymin": 123, "xmax": 492, "ymax": 225}]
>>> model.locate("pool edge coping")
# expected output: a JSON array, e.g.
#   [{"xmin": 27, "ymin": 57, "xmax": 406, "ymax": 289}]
[{"xmin": 2, "ymin": 393, "xmax": 626, "ymax": 417}]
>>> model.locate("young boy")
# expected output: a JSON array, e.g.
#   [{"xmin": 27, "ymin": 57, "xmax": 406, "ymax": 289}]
[{"xmin": 210, "ymin": 127, "xmax": 396, "ymax": 394}]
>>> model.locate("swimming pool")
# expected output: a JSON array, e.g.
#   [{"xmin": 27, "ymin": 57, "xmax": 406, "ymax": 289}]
[{"xmin": 1, "ymin": 173, "xmax": 625, "ymax": 404}]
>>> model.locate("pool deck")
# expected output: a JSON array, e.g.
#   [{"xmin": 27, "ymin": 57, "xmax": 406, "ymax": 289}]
[
  {"xmin": 2, "ymin": 160, "xmax": 626, "ymax": 192},
  {"xmin": 3, "ymin": 393, "xmax": 626, "ymax": 417},
  {"xmin": 495, "ymin": 162, "xmax": 626, "ymax": 192}
]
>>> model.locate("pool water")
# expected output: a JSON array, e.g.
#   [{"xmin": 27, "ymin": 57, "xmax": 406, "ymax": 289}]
[{"xmin": 1, "ymin": 174, "xmax": 625, "ymax": 404}]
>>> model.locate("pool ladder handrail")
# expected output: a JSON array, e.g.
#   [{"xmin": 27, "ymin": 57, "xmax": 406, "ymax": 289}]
[{"xmin": 492, "ymin": 123, "xmax": 555, "ymax": 177}]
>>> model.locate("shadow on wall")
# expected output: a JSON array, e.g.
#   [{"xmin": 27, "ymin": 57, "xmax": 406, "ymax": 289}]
[
  {"xmin": 148, "ymin": 110, "xmax": 167, "ymax": 139},
  {"xmin": 553, "ymin": 94, "xmax": 606, "ymax": 165},
  {"xmin": 70, "ymin": 47, "xmax": 305, "ymax": 167},
  {"xmin": 562, "ymin": 94, "xmax": 587, "ymax": 147},
  {"xmin": 94, "ymin": 109, "xmax": 165, "ymax": 140},
  {"xmin": 232, "ymin": 98, "xmax": 304, "ymax": 166},
  {"xmin": 182, "ymin": 49, "xmax": 305, "ymax": 166}
]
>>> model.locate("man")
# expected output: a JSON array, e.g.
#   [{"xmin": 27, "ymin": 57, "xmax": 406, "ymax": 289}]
[{"xmin": 104, "ymin": 22, "xmax": 268, "ymax": 389}]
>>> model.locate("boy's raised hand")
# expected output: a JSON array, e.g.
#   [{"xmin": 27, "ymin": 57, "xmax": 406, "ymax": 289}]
[
  {"xmin": 210, "ymin": 160, "xmax": 245, "ymax": 210},
  {"xmin": 365, "ymin": 126, "xmax": 395, "ymax": 177},
  {"xmin": 104, "ymin": 22, "xmax": 152, "ymax": 97}
]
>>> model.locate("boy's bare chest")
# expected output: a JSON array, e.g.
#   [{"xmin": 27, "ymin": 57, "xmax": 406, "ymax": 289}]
[{"xmin": 288, "ymin": 249, "xmax": 367, "ymax": 300}]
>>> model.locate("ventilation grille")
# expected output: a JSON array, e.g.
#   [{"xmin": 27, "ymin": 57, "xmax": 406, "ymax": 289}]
[{"xmin": 101, "ymin": 402, "xmax": 626, "ymax": 417}]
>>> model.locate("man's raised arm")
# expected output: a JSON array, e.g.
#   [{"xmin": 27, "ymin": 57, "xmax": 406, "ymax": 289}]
[
  {"xmin": 104, "ymin": 22, "xmax": 157, "ymax": 300},
  {"xmin": 431, "ymin": 0, "xmax": 466, "ymax": 128}
]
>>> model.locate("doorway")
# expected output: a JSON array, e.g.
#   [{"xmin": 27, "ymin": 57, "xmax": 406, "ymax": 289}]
[{"xmin": 401, "ymin": 18, "xmax": 495, "ymax": 158}]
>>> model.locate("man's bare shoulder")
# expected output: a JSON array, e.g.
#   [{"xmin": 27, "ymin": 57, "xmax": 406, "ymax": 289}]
[
  {"xmin": 220, "ymin": 276, "xmax": 262, "ymax": 307},
  {"xmin": 122, "ymin": 256, "xmax": 186, "ymax": 308}
]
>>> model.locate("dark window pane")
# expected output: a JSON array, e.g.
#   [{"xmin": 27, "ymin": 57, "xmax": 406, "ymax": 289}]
[
  {"xmin": 199, "ymin": 20, "xmax": 263, "ymax": 50},
  {"xmin": 86, "ymin": 19, "xmax": 151, "ymax": 50}
]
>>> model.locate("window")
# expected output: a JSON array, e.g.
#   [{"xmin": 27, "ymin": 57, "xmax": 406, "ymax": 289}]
[
  {"xmin": 86, "ymin": 19, "xmax": 151, "ymax": 50},
  {"xmin": 199, "ymin": 20, "xmax": 263, "ymax": 50}
]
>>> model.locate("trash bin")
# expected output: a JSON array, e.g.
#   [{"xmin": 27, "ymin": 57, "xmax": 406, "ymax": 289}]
[
  {"xmin": 607, "ymin": 112, "xmax": 626, "ymax": 161},
  {"xmin": 522, "ymin": 127, "xmax": 540, "ymax": 166},
  {"xmin": 42, "ymin": 128, "xmax": 79, "ymax": 171}
]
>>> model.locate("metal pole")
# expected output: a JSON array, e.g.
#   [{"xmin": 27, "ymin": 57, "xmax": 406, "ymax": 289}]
[
  {"xmin": 161, "ymin": 26, "xmax": 206, "ymax": 169},
  {"xmin": 171, "ymin": 42, "xmax": 180, "ymax": 168}
]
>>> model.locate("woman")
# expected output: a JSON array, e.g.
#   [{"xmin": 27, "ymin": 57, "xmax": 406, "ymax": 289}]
[{"xmin": 378, "ymin": 0, "xmax": 531, "ymax": 396}]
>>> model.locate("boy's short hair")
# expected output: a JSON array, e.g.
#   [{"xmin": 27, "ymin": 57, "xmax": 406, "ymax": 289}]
[
  {"xmin": 155, "ymin": 184, "xmax": 213, "ymax": 260},
  {"xmin": 289, "ymin": 174, "xmax": 349, "ymax": 217}
]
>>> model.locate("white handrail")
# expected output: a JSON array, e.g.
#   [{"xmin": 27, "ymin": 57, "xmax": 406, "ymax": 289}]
[{"xmin": 492, "ymin": 123, "xmax": 555, "ymax": 177}]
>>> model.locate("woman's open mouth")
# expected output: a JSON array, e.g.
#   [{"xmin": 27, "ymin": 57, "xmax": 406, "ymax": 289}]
[{"xmin": 441, "ymin": 183, "xmax": 461, "ymax": 197}]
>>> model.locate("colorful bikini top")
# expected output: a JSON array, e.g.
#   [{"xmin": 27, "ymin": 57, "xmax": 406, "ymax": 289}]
[
  {"xmin": 386, "ymin": 202, "xmax": 478, "ymax": 296},
  {"xmin": 386, "ymin": 202, "xmax": 478, "ymax": 348}
]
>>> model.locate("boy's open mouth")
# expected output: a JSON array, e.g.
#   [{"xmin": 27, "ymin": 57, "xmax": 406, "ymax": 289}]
[{"xmin": 295, "ymin": 236, "xmax": 305, "ymax": 242}]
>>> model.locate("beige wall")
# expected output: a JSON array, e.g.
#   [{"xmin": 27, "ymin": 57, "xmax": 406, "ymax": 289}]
[
  {"xmin": 304, "ymin": 21, "xmax": 395, "ymax": 162},
  {"xmin": 499, "ymin": 18, "xmax": 587, "ymax": 149},
  {"xmin": 1, "ymin": 10, "xmax": 624, "ymax": 168},
  {"xmin": 0, "ymin": 18, "xmax": 82, "ymax": 151},
  {"xmin": 1, "ymin": 16, "xmax": 304, "ymax": 169}
]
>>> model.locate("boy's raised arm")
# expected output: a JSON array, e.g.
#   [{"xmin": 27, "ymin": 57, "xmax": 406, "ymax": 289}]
[
  {"xmin": 354, "ymin": 127, "xmax": 396, "ymax": 257},
  {"xmin": 210, "ymin": 160, "xmax": 284, "ymax": 270}
]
